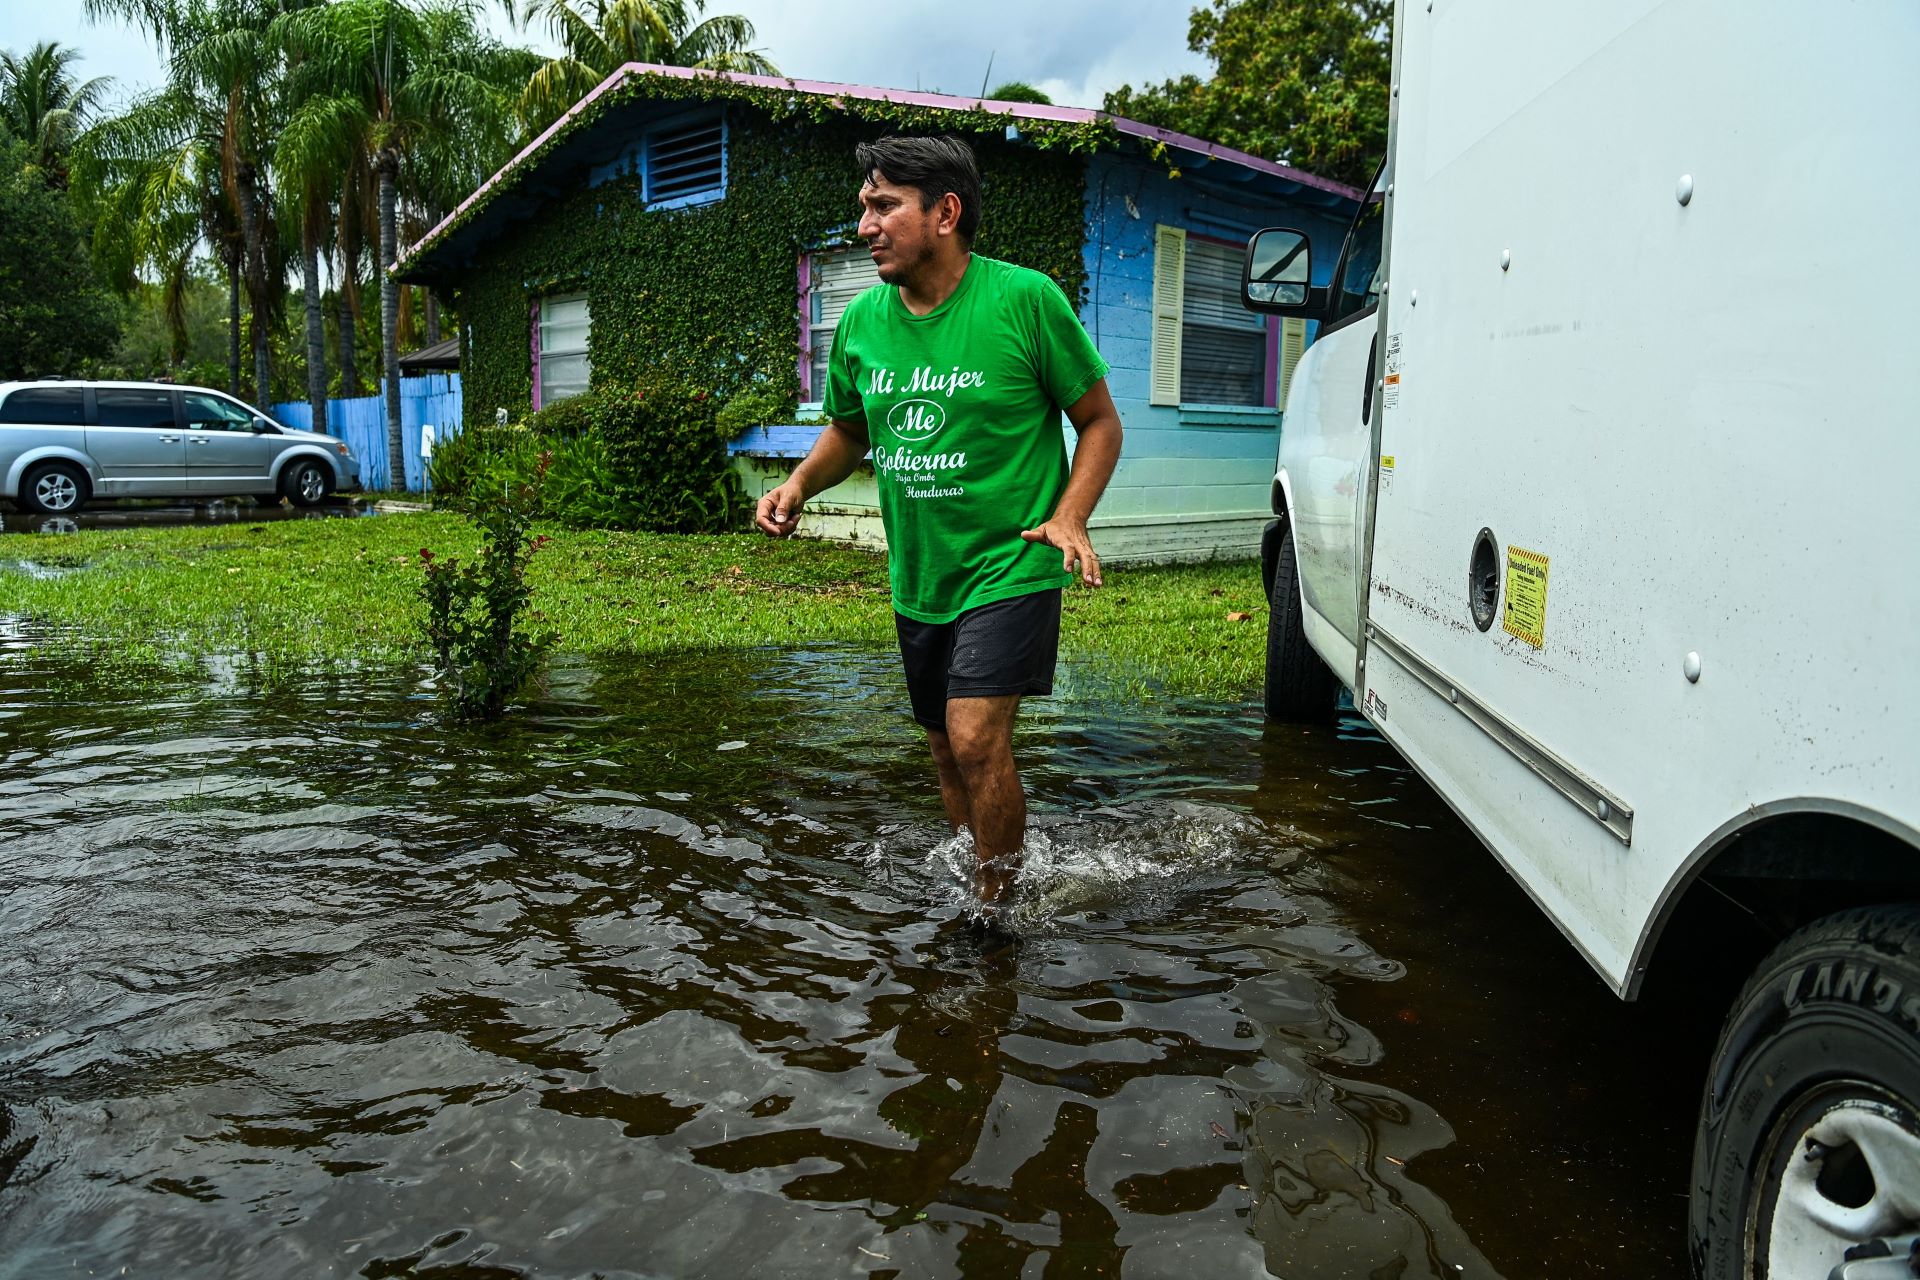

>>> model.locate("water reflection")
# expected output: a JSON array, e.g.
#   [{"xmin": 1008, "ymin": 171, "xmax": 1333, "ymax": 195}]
[
  {"xmin": 0, "ymin": 641, "xmax": 1693, "ymax": 1277},
  {"xmin": 0, "ymin": 496, "xmax": 381, "ymax": 534}
]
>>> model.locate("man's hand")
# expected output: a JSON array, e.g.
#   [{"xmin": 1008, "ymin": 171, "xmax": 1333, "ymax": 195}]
[
  {"xmin": 1020, "ymin": 517, "xmax": 1103, "ymax": 587},
  {"xmin": 755, "ymin": 480, "xmax": 807, "ymax": 537}
]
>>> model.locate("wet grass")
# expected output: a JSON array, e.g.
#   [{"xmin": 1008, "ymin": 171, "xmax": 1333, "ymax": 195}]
[{"xmin": 0, "ymin": 515, "xmax": 1273, "ymax": 699}]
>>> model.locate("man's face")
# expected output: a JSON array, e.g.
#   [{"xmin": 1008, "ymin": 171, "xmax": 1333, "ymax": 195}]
[{"xmin": 858, "ymin": 174, "xmax": 948, "ymax": 284}]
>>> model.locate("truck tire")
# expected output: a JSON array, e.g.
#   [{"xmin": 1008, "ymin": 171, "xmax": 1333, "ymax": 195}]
[
  {"xmin": 1691, "ymin": 904, "xmax": 1920, "ymax": 1279},
  {"xmin": 21, "ymin": 461, "xmax": 89, "ymax": 516},
  {"xmin": 1264, "ymin": 519, "xmax": 1338, "ymax": 723}
]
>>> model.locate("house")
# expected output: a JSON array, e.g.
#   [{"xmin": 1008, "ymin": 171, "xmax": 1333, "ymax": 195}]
[{"xmin": 395, "ymin": 64, "xmax": 1361, "ymax": 561}]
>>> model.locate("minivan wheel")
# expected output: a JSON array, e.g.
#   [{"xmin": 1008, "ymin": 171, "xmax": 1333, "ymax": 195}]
[
  {"xmin": 1691, "ymin": 905, "xmax": 1920, "ymax": 1278},
  {"xmin": 284, "ymin": 460, "xmax": 329, "ymax": 508},
  {"xmin": 21, "ymin": 461, "xmax": 89, "ymax": 515}
]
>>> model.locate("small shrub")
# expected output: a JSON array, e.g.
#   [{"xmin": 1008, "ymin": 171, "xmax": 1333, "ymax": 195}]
[
  {"xmin": 419, "ymin": 459, "xmax": 555, "ymax": 720},
  {"xmin": 428, "ymin": 422, "xmax": 545, "ymax": 511},
  {"xmin": 591, "ymin": 374, "xmax": 744, "ymax": 533}
]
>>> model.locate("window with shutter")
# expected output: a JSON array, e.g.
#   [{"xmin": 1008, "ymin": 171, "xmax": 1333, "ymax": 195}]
[
  {"xmin": 1180, "ymin": 236, "xmax": 1268, "ymax": 407},
  {"xmin": 645, "ymin": 115, "xmax": 726, "ymax": 208},
  {"xmin": 802, "ymin": 245, "xmax": 882, "ymax": 402},
  {"xmin": 538, "ymin": 293, "xmax": 591, "ymax": 405},
  {"xmin": 1149, "ymin": 225, "xmax": 1186, "ymax": 407}
]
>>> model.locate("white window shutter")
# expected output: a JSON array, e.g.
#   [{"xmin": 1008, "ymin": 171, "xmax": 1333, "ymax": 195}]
[
  {"xmin": 1278, "ymin": 317, "xmax": 1307, "ymax": 410},
  {"xmin": 1149, "ymin": 224, "xmax": 1186, "ymax": 407}
]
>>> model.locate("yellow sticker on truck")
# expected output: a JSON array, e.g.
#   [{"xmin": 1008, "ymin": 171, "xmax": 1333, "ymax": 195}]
[{"xmin": 1503, "ymin": 546, "xmax": 1549, "ymax": 648}]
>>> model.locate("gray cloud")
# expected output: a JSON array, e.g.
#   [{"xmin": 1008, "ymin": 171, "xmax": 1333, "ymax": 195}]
[{"xmin": 12, "ymin": 0, "xmax": 1209, "ymax": 113}]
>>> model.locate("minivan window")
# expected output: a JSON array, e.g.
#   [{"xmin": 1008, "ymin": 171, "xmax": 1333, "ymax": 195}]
[
  {"xmin": 95, "ymin": 388, "xmax": 176, "ymax": 430},
  {"xmin": 183, "ymin": 392, "xmax": 255, "ymax": 431},
  {"xmin": 0, "ymin": 388, "xmax": 85, "ymax": 425}
]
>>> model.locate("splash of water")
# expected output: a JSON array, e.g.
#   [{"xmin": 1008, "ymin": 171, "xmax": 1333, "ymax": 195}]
[{"xmin": 866, "ymin": 800, "xmax": 1296, "ymax": 933}]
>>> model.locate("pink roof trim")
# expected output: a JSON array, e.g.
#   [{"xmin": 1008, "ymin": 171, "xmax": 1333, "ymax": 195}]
[{"xmin": 399, "ymin": 64, "xmax": 1363, "ymax": 267}]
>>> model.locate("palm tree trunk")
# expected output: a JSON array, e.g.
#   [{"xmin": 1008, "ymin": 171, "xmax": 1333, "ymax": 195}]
[
  {"xmin": 425, "ymin": 290, "xmax": 441, "ymax": 345},
  {"xmin": 337, "ymin": 278, "xmax": 359, "ymax": 397},
  {"xmin": 303, "ymin": 226, "xmax": 328, "ymax": 433},
  {"xmin": 237, "ymin": 167, "xmax": 271, "ymax": 408},
  {"xmin": 226, "ymin": 247, "xmax": 241, "ymax": 397},
  {"xmin": 378, "ymin": 156, "xmax": 404, "ymax": 489}
]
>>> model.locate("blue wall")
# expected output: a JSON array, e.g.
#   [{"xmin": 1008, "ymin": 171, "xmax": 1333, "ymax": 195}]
[
  {"xmin": 1075, "ymin": 151, "xmax": 1353, "ymax": 530},
  {"xmin": 272, "ymin": 374, "xmax": 462, "ymax": 493}
]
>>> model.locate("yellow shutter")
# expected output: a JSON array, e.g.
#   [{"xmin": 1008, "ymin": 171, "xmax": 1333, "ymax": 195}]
[
  {"xmin": 1149, "ymin": 224, "xmax": 1186, "ymax": 407},
  {"xmin": 1278, "ymin": 317, "xmax": 1307, "ymax": 410}
]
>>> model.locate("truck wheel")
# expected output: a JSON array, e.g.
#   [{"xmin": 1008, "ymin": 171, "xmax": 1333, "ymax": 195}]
[
  {"xmin": 1264, "ymin": 518, "xmax": 1338, "ymax": 723},
  {"xmin": 1691, "ymin": 905, "xmax": 1920, "ymax": 1278},
  {"xmin": 21, "ymin": 461, "xmax": 89, "ymax": 516}
]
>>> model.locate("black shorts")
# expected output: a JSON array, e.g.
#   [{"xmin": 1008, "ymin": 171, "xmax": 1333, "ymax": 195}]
[{"xmin": 895, "ymin": 588, "xmax": 1063, "ymax": 731}]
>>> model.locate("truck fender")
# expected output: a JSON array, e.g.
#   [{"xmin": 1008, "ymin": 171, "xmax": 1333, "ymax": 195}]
[
  {"xmin": 1260, "ymin": 470, "xmax": 1301, "ymax": 600},
  {"xmin": 1625, "ymin": 798, "xmax": 1920, "ymax": 1000}
]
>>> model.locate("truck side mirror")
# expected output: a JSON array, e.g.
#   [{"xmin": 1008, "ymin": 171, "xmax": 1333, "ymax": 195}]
[{"xmin": 1244, "ymin": 228, "xmax": 1330, "ymax": 318}]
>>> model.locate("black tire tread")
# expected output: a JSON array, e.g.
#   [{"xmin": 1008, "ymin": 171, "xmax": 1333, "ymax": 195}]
[{"xmin": 1264, "ymin": 520, "xmax": 1338, "ymax": 723}]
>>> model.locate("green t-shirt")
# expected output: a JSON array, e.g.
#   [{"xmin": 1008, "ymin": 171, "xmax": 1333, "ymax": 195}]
[{"xmin": 822, "ymin": 254, "xmax": 1110, "ymax": 623}]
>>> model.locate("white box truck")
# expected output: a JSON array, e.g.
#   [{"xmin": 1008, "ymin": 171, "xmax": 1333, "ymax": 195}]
[{"xmin": 1244, "ymin": 1, "xmax": 1920, "ymax": 1273}]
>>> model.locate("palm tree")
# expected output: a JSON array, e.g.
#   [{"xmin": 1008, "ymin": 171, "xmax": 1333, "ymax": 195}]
[
  {"xmin": 510, "ymin": 0, "xmax": 776, "ymax": 132},
  {"xmin": 275, "ymin": 79, "xmax": 359, "ymax": 432},
  {"xmin": 275, "ymin": 0, "xmax": 528, "ymax": 486},
  {"xmin": 84, "ymin": 0, "xmax": 298, "ymax": 407},
  {"xmin": 73, "ymin": 80, "xmax": 240, "ymax": 384},
  {"xmin": 0, "ymin": 42, "xmax": 114, "ymax": 188}
]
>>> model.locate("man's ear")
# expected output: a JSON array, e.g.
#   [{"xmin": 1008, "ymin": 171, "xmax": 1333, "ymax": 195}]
[{"xmin": 937, "ymin": 191, "xmax": 963, "ymax": 237}]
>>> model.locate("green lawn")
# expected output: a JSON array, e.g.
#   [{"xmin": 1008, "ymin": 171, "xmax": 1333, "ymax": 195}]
[{"xmin": 0, "ymin": 513, "xmax": 1273, "ymax": 700}]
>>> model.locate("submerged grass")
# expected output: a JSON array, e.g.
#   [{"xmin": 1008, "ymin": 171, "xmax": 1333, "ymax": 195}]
[{"xmin": 0, "ymin": 515, "xmax": 1273, "ymax": 700}]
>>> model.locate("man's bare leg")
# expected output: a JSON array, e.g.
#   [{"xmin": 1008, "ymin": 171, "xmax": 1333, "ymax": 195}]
[
  {"xmin": 924, "ymin": 727, "xmax": 972, "ymax": 833},
  {"xmin": 938, "ymin": 694, "xmax": 1025, "ymax": 906}
]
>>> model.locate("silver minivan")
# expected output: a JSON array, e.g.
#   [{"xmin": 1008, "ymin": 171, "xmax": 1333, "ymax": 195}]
[{"xmin": 0, "ymin": 380, "xmax": 362, "ymax": 514}]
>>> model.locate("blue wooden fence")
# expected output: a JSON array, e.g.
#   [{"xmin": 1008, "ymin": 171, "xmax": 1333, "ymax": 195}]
[{"xmin": 272, "ymin": 373, "xmax": 463, "ymax": 493}]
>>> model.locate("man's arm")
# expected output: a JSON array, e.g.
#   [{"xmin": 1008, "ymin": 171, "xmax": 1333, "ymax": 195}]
[
  {"xmin": 1020, "ymin": 379, "xmax": 1123, "ymax": 587},
  {"xmin": 753, "ymin": 418, "xmax": 870, "ymax": 537}
]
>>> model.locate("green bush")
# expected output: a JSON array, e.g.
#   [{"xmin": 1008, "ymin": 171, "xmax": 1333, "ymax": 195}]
[
  {"xmin": 588, "ymin": 376, "xmax": 743, "ymax": 533},
  {"xmin": 429, "ymin": 379, "xmax": 743, "ymax": 533}
]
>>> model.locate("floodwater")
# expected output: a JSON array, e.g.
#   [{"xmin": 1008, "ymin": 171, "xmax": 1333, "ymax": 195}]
[
  {"xmin": 1, "ymin": 497, "xmax": 382, "ymax": 535},
  {"xmin": 0, "ymin": 638, "xmax": 1731, "ymax": 1278}
]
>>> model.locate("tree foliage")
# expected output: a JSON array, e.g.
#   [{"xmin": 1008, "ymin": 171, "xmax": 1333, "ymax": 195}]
[
  {"xmin": 1103, "ymin": 0, "xmax": 1390, "ymax": 189},
  {"xmin": 0, "ymin": 41, "xmax": 113, "ymax": 187},
  {"xmin": 0, "ymin": 140, "xmax": 122, "ymax": 378},
  {"xmin": 510, "ymin": 0, "xmax": 778, "ymax": 132}
]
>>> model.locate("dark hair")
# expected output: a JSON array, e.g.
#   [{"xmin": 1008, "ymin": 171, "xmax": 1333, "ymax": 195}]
[{"xmin": 855, "ymin": 135, "xmax": 982, "ymax": 242}]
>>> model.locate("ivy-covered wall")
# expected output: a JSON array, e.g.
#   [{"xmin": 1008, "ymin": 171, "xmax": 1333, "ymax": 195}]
[{"xmin": 455, "ymin": 105, "xmax": 1091, "ymax": 432}]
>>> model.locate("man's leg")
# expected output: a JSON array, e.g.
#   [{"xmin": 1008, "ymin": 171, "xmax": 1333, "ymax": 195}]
[
  {"xmin": 941, "ymin": 693, "xmax": 1024, "ymax": 905},
  {"xmin": 924, "ymin": 727, "xmax": 972, "ymax": 833}
]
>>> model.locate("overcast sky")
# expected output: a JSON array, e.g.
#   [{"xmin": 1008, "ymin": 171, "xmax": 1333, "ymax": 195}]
[{"xmin": 12, "ymin": 1, "xmax": 1212, "ymax": 115}]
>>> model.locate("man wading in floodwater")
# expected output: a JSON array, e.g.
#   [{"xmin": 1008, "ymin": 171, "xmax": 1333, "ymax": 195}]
[{"xmin": 755, "ymin": 135, "xmax": 1123, "ymax": 910}]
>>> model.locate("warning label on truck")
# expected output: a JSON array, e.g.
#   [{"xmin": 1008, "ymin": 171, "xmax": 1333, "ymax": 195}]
[
  {"xmin": 1382, "ymin": 333, "xmax": 1402, "ymax": 410},
  {"xmin": 1378, "ymin": 454, "xmax": 1395, "ymax": 493},
  {"xmin": 1502, "ymin": 546, "xmax": 1550, "ymax": 648}
]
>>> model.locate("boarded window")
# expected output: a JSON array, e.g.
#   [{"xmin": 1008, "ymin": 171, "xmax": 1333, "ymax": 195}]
[
  {"xmin": 1180, "ymin": 236, "xmax": 1268, "ymax": 407},
  {"xmin": 538, "ymin": 293, "xmax": 590, "ymax": 405},
  {"xmin": 646, "ymin": 116, "xmax": 726, "ymax": 207},
  {"xmin": 804, "ymin": 245, "xmax": 881, "ymax": 401}
]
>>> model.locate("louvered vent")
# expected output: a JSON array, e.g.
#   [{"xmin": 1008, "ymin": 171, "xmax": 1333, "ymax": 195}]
[{"xmin": 647, "ymin": 117, "xmax": 725, "ymax": 205}]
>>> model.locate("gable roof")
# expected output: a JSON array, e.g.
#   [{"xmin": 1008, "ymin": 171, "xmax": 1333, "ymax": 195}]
[{"xmin": 396, "ymin": 63, "xmax": 1364, "ymax": 283}]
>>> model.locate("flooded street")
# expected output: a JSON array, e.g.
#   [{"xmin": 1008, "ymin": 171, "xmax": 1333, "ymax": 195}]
[{"xmin": 0, "ymin": 638, "xmax": 1729, "ymax": 1277}]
